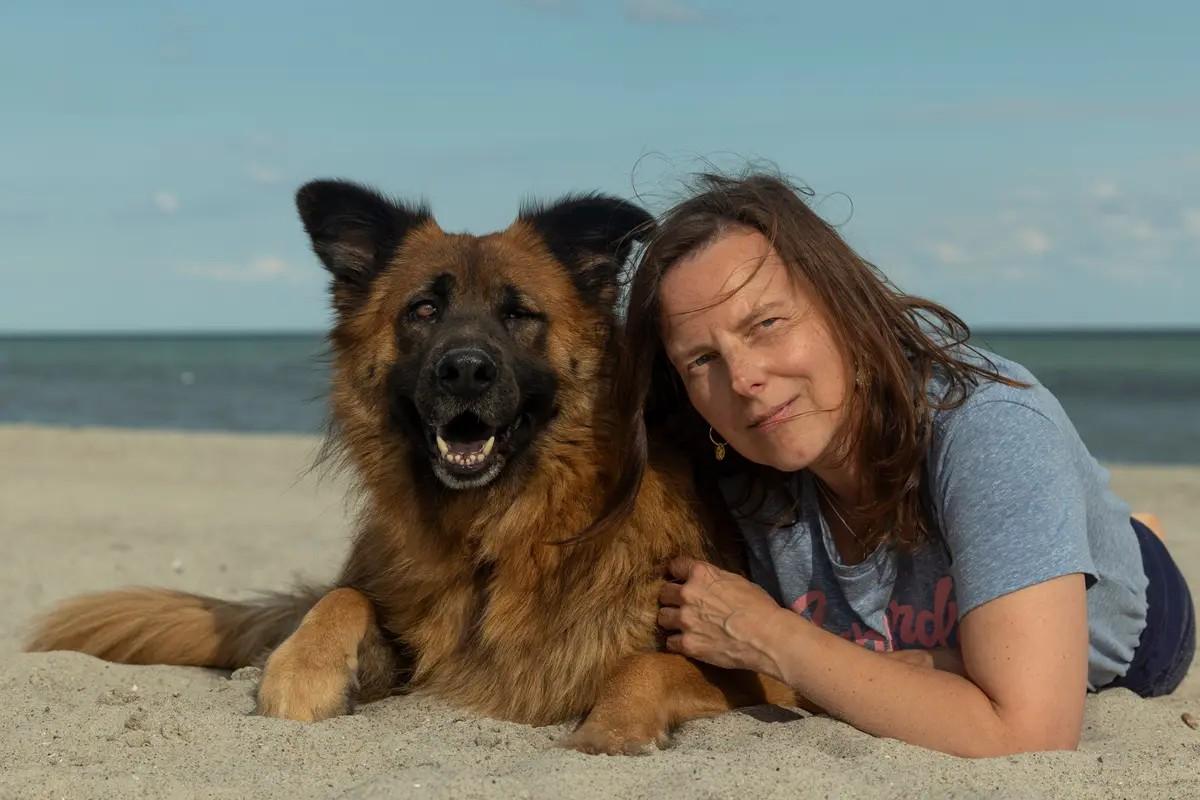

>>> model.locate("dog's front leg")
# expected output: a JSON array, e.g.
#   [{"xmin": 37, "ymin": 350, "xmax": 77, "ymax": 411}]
[
  {"xmin": 255, "ymin": 587, "xmax": 395, "ymax": 722},
  {"xmin": 563, "ymin": 652, "xmax": 798, "ymax": 755}
]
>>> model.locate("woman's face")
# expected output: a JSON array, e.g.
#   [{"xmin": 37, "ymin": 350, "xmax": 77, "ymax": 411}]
[{"xmin": 659, "ymin": 228, "xmax": 851, "ymax": 473}]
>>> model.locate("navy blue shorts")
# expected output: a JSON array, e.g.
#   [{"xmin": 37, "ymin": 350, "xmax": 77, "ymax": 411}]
[{"xmin": 1109, "ymin": 518, "xmax": 1195, "ymax": 697}]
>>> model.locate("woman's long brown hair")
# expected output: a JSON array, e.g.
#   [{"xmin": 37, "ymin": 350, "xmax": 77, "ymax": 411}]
[{"xmin": 587, "ymin": 170, "xmax": 1026, "ymax": 552}]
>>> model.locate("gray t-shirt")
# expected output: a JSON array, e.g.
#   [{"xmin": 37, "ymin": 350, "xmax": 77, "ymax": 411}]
[{"xmin": 721, "ymin": 349, "xmax": 1148, "ymax": 689}]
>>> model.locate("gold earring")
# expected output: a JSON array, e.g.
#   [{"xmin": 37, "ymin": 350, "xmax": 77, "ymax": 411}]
[{"xmin": 708, "ymin": 427, "xmax": 727, "ymax": 461}]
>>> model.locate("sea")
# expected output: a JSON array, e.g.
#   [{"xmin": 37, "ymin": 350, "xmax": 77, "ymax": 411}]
[{"xmin": 0, "ymin": 331, "xmax": 1197, "ymax": 465}]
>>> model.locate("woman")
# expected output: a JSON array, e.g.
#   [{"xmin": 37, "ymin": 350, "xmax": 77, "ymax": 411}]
[{"xmin": 595, "ymin": 172, "xmax": 1194, "ymax": 757}]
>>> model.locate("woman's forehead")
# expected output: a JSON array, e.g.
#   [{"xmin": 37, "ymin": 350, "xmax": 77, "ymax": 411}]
[{"xmin": 660, "ymin": 233, "xmax": 796, "ymax": 325}]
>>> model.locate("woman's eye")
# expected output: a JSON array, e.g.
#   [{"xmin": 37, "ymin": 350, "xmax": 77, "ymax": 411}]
[
  {"xmin": 689, "ymin": 352, "xmax": 716, "ymax": 370},
  {"xmin": 759, "ymin": 317, "xmax": 783, "ymax": 330},
  {"xmin": 409, "ymin": 301, "xmax": 439, "ymax": 321}
]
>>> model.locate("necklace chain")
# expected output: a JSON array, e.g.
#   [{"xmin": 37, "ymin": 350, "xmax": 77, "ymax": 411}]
[{"xmin": 815, "ymin": 478, "xmax": 863, "ymax": 543}]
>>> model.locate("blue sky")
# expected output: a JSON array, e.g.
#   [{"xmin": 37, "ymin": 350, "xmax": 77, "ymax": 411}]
[{"xmin": 2, "ymin": 0, "xmax": 1198, "ymax": 332}]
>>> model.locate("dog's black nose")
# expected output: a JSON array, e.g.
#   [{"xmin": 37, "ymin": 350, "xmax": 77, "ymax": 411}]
[{"xmin": 436, "ymin": 348, "xmax": 497, "ymax": 399}]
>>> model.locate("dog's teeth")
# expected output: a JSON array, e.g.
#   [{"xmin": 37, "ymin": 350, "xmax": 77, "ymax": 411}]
[{"xmin": 438, "ymin": 439, "xmax": 496, "ymax": 469}]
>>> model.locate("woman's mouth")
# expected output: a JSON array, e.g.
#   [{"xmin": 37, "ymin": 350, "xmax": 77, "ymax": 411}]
[{"xmin": 750, "ymin": 397, "xmax": 798, "ymax": 429}]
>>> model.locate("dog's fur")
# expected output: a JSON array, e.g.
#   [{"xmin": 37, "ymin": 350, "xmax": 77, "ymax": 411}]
[{"xmin": 26, "ymin": 181, "xmax": 794, "ymax": 753}]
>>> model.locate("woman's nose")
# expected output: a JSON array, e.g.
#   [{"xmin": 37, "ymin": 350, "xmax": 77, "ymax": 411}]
[{"xmin": 727, "ymin": 353, "xmax": 766, "ymax": 397}]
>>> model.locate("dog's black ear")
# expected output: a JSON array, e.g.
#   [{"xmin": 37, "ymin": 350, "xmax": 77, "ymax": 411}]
[
  {"xmin": 296, "ymin": 180, "xmax": 432, "ymax": 310},
  {"xmin": 519, "ymin": 194, "xmax": 655, "ymax": 309}
]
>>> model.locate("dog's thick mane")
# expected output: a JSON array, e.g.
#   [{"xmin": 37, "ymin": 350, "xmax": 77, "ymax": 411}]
[{"xmin": 319, "ymin": 341, "xmax": 712, "ymax": 722}]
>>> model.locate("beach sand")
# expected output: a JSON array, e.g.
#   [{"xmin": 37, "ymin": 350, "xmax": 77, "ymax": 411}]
[{"xmin": 2, "ymin": 425, "xmax": 1197, "ymax": 799}]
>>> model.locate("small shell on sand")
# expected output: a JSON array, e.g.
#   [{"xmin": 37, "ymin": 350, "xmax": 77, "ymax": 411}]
[{"xmin": 1182, "ymin": 712, "xmax": 1198, "ymax": 730}]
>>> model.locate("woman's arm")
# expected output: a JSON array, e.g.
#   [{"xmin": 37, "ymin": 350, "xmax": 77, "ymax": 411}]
[
  {"xmin": 658, "ymin": 559, "xmax": 1089, "ymax": 758},
  {"xmin": 883, "ymin": 647, "xmax": 965, "ymax": 674}
]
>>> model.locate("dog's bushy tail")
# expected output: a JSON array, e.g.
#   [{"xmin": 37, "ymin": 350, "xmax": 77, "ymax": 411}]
[{"xmin": 24, "ymin": 586, "xmax": 327, "ymax": 669}]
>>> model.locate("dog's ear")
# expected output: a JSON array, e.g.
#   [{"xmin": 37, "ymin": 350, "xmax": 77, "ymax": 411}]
[
  {"xmin": 296, "ymin": 180, "xmax": 432, "ymax": 311},
  {"xmin": 519, "ymin": 194, "xmax": 655, "ymax": 309}
]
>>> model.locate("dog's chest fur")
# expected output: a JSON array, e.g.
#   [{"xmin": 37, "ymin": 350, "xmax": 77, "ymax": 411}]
[{"xmin": 341, "ymin": 465, "xmax": 708, "ymax": 725}]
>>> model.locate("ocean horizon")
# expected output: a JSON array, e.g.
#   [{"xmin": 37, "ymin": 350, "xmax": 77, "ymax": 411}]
[{"xmin": 2, "ymin": 329, "xmax": 1197, "ymax": 465}]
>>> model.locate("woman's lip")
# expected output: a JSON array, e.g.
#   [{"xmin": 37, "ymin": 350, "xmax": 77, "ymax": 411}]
[{"xmin": 751, "ymin": 397, "xmax": 796, "ymax": 429}]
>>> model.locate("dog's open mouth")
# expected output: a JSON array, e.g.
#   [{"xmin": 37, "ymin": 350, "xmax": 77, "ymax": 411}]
[{"xmin": 428, "ymin": 412, "xmax": 521, "ymax": 476}]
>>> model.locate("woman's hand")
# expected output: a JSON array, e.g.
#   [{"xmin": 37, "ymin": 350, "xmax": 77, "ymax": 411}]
[{"xmin": 657, "ymin": 556, "xmax": 790, "ymax": 678}]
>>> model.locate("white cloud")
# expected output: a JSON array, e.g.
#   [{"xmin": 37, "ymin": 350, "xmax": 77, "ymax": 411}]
[
  {"xmin": 153, "ymin": 191, "xmax": 180, "ymax": 214},
  {"xmin": 248, "ymin": 163, "xmax": 282, "ymax": 185},
  {"xmin": 907, "ymin": 97, "xmax": 1197, "ymax": 126},
  {"xmin": 930, "ymin": 241, "xmax": 968, "ymax": 265},
  {"xmin": 1181, "ymin": 208, "xmax": 1200, "ymax": 238},
  {"xmin": 517, "ymin": 0, "xmax": 576, "ymax": 11},
  {"xmin": 1011, "ymin": 187, "xmax": 1048, "ymax": 204},
  {"xmin": 1106, "ymin": 214, "xmax": 1158, "ymax": 242},
  {"xmin": 999, "ymin": 265, "xmax": 1030, "ymax": 280},
  {"xmin": 1014, "ymin": 227, "xmax": 1052, "ymax": 255},
  {"xmin": 917, "ymin": 168, "xmax": 1200, "ymax": 286},
  {"xmin": 623, "ymin": 0, "xmax": 706, "ymax": 25},
  {"xmin": 178, "ymin": 256, "xmax": 295, "ymax": 282}
]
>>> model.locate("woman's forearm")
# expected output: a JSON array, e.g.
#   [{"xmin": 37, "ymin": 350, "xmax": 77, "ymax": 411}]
[
  {"xmin": 757, "ymin": 610, "xmax": 1077, "ymax": 758},
  {"xmin": 883, "ymin": 647, "xmax": 965, "ymax": 676}
]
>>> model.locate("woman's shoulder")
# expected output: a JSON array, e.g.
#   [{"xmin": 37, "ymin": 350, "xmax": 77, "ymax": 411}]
[
  {"xmin": 924, "ymin": 347, "xmax": 1087, "ymax": 486},
  {"xmin": 929, "ymin": 347, "xmax": 1062, "ymax": 435}
]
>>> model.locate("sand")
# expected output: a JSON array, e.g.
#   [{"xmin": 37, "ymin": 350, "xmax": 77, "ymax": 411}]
[{"xmin": 2, "ymin": 424, "xmax": 1198, "ymax": 799}]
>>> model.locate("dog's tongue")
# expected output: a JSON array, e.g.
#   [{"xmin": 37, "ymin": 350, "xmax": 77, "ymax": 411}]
[{"xmin": 448, "ymin": 439, "xmax": 486, "ymax": 456}]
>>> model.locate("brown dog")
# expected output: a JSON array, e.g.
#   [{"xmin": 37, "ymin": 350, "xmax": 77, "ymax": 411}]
[{"xmin": 26, "ymin": 180, "xmax": 794, "ymax": 754}]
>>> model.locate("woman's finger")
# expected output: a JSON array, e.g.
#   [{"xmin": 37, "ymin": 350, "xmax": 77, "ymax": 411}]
[
  {"xmin": 657, "ymin": 606, "xmax": 682, "ymax": 631},
  {"xmin": 658, "ymin": 581, "xmax": 684, "ymax": 607},
  {"xmin": 666, "ymin": 556, "xmax": 695, "ymax": 581}
]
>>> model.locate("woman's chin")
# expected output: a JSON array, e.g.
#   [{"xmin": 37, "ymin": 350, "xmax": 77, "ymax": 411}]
[{"xmin": 742, "ymin": 446, "xmax": 815, "ymax": 473}]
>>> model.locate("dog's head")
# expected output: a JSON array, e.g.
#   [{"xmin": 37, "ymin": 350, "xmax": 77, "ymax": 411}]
[{"xmin": 297, "ymin": 180, "xmax": 652, "ymax": 491}]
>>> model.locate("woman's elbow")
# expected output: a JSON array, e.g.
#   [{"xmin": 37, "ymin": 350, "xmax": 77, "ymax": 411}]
[
  {"xmin": 1018, "ymin": 727, "xmax": 1081, "ymax": 754},
  {"xmin": 957, "ymin": 724, "xmax": 1080, "ymax": 758}
]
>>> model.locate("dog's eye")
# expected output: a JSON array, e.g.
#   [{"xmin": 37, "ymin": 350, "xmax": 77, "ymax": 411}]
[
  {"xmin": 503, "ymin": 308, "xmax": 541, "ymax": 323},
  {"xmin": 409, "ymin": 301, "xmax": 440, "ymax": 322}
]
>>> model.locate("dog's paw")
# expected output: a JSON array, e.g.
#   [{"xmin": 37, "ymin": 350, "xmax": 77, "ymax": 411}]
[
  {"xmin": 254, "ymin": 637, "xmax": 354, "ymax": 723},
  {"xmin": 560, "ymin": 719, "xmax": 668, "ymax": 756}
]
